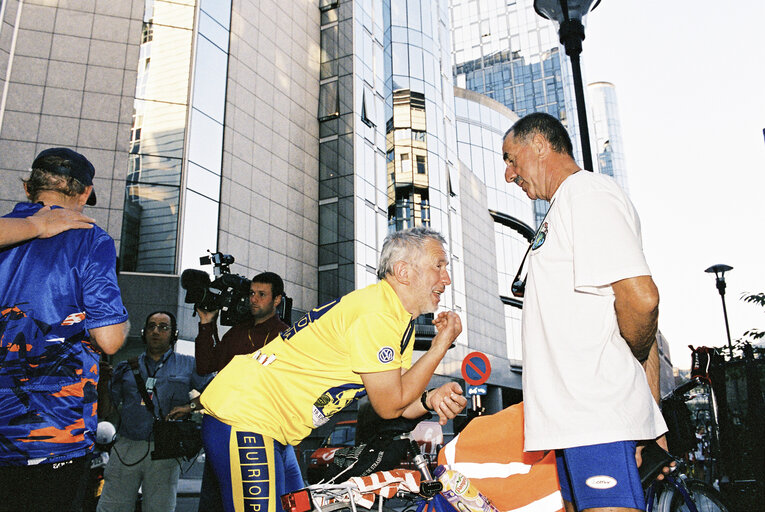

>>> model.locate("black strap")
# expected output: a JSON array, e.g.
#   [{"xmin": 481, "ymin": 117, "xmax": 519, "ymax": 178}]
[
  {"xmin": 128, "ymin": 357, "xmax": 160, "ymax": 419},
  {"xmin": 400, "ymin": 318, "xmax": 414, "ymax": 354}
]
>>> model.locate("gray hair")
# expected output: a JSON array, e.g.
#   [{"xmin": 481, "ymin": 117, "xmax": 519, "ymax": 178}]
[
  {"xmin": 376, "ymin": 227, "xmax": 447, "ymax": 280},
  {"xmin": 504, "ymin": 112, "xmax": 574, "ymax": 158}
]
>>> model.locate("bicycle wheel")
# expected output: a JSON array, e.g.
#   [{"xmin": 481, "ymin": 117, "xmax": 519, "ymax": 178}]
[{"xmin": 655, "ymin": 479, "xmax": 729, "ymax": 512}]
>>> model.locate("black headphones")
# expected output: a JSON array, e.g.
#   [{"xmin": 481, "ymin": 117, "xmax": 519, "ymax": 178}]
[{"xmin": 140, "ymin": 310, "xmax": 179, "ymax": 346}]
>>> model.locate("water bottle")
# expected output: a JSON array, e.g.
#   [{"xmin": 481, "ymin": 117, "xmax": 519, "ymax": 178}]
[{"xmin": 433, "ymin": 465, "xmax": 499, "ymax": 512}]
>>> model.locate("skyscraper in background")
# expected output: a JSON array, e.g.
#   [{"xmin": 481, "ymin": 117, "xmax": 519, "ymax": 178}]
[
  {"xmin": 588, "ymin": 81, "xmax": 629, "ymax": 193},
  {"xmin": 449, "ymin": 0, "xmax": 638, "ymax": 221},
  {"xmin": 449, "ymin": 0, "xmax": 587, "ymax": 166},
  {"xmin": 1, "ymin": 1, "xmax": 654, "ymax": 455}
]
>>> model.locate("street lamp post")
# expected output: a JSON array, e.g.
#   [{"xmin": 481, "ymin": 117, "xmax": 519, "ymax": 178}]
[
  {"xmin": 705, "ymin": 264, "xmax": 734, "ymax": 358},
  {"xmin": 533, "ymin": 0, "xmax": 600, "ymax": 172}
]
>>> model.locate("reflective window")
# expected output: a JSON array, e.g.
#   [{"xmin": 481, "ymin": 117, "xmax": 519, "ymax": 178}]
[
  {"xmin": 187, "ymin": 109, "xmax": 223, "ymax": 173},
  {"xmin": 200, "ymin": 0, "xmax": 231, "ymax": 28},
  {"xmin": 321, "ymin": 25, "xmax": 339, "ymax": 78},
  {"xmin": 187, "ymin": 161, "xmax": 221, "ymax": 201},
  {"xmin": 198, "ymin": 10, "xmax": 229, "ymax": 49},
  {"xmin": 392, "ymin": 43, "xmax": 409, "ymax": 76},
  {"xmin": 178, "ymin": 190, "xmax": 219, "ymax": 272},
  {"xmin": 319, "ymin": 0, "xmax": 339, "ymax": 12},
  {"xmin": 319, "ymin": 80, "xmax": 339, "ymax": 121},
  {"xmin": 407, "ymin": 0, "xmax": 422, "ymax": 31},
  {"xmin": 120, "ymin": 183, "xmax": 180, "ymax": 274},
  {"xmin": 192, "ymin": 36, "xmax": 228, "ymax": 122},
  {"xmin": 120, "ymin": 0, "xmax": 230, "ymax": 274},
  {"xmin": 319, "ymin": 201, "xmax": 339, "ymax": 245},
  {"xmin": 391, "ymin": 0, "xmax": 407, "ymax": 27}
]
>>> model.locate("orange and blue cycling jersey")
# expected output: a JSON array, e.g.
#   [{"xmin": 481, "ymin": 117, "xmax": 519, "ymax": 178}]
[{"xmin": 0, "ymin": 202, "xmax": 127, "ymax": 465}]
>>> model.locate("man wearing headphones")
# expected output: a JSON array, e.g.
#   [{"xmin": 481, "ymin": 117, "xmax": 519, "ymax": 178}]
[{"xmin": 97, "ymin": 311, "xmax": 214, "ymax": 512}]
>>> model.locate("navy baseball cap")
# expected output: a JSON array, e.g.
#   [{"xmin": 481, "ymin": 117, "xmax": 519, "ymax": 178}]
[{"xmin": 32, "ymin": 147, "xmax": 97, "ymax": 205}]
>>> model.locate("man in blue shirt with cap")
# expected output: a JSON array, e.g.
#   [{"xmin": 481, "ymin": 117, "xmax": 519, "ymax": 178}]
[{"xmin": 0, "ymin": 147, "xmax": 129, "ymax": 512}]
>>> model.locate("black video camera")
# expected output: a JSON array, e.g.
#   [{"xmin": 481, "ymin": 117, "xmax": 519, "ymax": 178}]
[{"xmin": 180, "ymin": 252, "xmax": 251, "ymax": 326}]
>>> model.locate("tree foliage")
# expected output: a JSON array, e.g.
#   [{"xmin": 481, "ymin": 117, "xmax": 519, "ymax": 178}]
[{"xmin": 734, "ymin": 292, "xmax": 765, "ymax": 358}]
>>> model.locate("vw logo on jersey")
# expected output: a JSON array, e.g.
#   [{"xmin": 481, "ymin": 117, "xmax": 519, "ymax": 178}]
[
  {"xmin": 377, "ymin": 346, "xmax": 395, "ymax": 364},
  {"xmin": 531, "ymin": 221, "xmax": 549, "ymax": 250}
]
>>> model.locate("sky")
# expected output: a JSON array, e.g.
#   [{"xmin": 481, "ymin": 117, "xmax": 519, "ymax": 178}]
[{"xmin": 580, "ymin": 0, "xmax": 765, "ymax": 368}]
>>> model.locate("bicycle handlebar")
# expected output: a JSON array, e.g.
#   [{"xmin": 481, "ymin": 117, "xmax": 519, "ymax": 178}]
[{"xmin": 664, "ymin": 376, "xmax": 707, "ymax": 401}]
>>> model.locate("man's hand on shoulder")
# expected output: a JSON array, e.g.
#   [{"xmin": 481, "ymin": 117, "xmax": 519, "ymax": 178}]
[
  {"xmin": 29, "ymin": 206, "xmax": 95, "ymax": 238},
  {"xmin": 0, "ymin": 207, "xmax": 95, "ymax": 249}
]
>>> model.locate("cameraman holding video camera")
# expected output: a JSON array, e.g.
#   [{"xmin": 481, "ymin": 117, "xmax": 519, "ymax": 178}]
[{"xmin": 194, "ymin": 271, "xmax": 289, "ymax": 375}]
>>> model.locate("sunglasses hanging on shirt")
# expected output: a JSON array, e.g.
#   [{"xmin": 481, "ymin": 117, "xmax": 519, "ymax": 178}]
[{"xmin": 511, "ymin": 200, "xmax": 556, "ymax": 298}]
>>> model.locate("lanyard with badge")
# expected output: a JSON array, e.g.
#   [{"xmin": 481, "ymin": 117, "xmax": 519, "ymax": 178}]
[{"xmin": 142, "ymin": 357, "xmax": 166, "ymax": 403}]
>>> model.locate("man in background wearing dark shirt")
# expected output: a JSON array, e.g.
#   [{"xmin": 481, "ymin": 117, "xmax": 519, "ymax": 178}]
[{"xmin": 194, "ymin": 271, "xmax": 289, "ymax": 374}]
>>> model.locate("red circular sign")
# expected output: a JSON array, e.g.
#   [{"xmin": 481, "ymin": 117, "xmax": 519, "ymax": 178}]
[{"xmin": 461, "ymin": 351, "xmax": 491, "ymax": 386}]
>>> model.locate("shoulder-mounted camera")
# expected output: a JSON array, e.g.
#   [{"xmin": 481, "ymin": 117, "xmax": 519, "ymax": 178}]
[{"xmin": 180, "ymin": 251, "xmax": 251, "ymax": 326}]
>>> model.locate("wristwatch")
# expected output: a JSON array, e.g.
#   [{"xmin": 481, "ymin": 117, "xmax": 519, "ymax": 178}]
[
  {"xmin": 189, "ymin": 401, "xmax": 197, "ymax": 411},
  {"xmin": 420, "ymin": 389, "xmax": 434, "ymax": 412}
]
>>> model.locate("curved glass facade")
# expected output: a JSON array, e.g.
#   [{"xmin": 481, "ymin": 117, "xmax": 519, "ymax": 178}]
[
  {"xmin": 450, "ymin": 0, "xmax": 594, "ymax": 225},
  {"xmin": 384, "ymin": 0, "xmax": 466, "ymax": 335},
  {"xmin": 453, "ymin": 89, "xmax": 533, "ymax": 362},
  {"xmin": 317, "ymin": 0, "xmax": 466, "ymax": 328}
]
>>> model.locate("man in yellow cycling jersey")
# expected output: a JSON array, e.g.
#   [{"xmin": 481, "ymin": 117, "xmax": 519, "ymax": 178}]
[{"xmin": 190, "ymin": 226, "xmax": 467, "ymax": 512}]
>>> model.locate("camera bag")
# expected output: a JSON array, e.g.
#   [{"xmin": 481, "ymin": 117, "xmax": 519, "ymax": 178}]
[{"xmin": 127, "ymin": 357, "xmax": 202, "ymax": 461}]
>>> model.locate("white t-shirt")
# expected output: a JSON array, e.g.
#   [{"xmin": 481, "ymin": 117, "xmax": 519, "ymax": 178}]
[{"xmin": 521, "ymin": 171, "xmax": 667, "ymax": 451}]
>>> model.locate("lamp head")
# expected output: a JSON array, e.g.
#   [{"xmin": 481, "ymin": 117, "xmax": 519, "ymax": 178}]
[
  {"xmin": 533, "ymin": 0, "xmax": 601, "ymax": 24},
  {"xmin": 533, "ymin": 0, "xmax": 601, "ymax": 57},
  {"xmin": 705, "ymin": 264, "xmax": 733, "ymax": 280}
]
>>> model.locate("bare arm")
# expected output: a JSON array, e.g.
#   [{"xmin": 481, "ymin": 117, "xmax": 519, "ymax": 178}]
[
  {"xmin": 616, "ymin": 278, "xmax": 674, "ymax": 470},
  {"xmin": 0, "ymin": 207, "xmax": 94, "ymax": 248},
  {"xmin": 90, "ymin": 321, "xmax": 129, "ymax": 355},
  {"xmin": 612, "ymin": 275, "xmax": 659, "ymax": 363},
  {"xmin": 360, "ymin": 311, "xmax": 467, "ymax": 425},
  {"xmin": 401, "ymin": 381, "xmax": 466, "ymax": 425}
]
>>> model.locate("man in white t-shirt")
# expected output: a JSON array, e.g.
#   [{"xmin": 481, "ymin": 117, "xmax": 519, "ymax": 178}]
[{"xmin": 501, "ymin": 112, "xmax": 667, "ymax": 512}]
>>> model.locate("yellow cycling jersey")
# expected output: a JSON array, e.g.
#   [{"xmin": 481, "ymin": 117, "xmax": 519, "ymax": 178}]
[{"xmin": 200, "ymin": 280, "xmax": 415, "ymax": 445}]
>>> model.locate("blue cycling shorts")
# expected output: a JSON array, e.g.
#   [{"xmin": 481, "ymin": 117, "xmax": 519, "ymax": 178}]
[
  {"xmin": 555, "ymin": 440, "xmax": 645, "ymax": 511},
  {"xmin": 202, "ymin": 415, "xmax": 303, "ymax": 512}
]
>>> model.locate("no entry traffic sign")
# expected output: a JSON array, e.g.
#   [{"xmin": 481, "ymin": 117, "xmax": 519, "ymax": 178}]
[{"xmin": 461, "ymin": 351, "xmax": 491, "ymax": 386}]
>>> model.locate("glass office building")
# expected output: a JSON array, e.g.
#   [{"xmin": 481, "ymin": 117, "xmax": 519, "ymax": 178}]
[
  {"xmin": 450, "ymin": 0, "xmax": 586, "ymax": 163},
  {"xmin": 588, "ymin": 81, "xmax": 629, "ymax": 193},
  {"xmin": 450, "ymin": 0, "xmax": 598, "ymax": 225},
  {"xmin": 453, "ymin": 87, "xmax": 534, "ymax": 376},
  {"xmin": 316, "ymin": 0, "xmax": 469, "ymax": 344},
  {"xmin": 1, "ymin": 0, "xmax": 556, "ymax": 411},
  {"xmin": 120, "ymin": 0, "xmax": 229, "ymax": 276}
]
